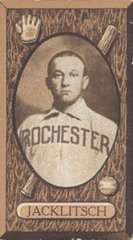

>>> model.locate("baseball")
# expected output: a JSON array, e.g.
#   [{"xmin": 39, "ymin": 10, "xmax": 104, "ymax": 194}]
[{"xmin": 98, "ymin": 176, "xmax": 118, "ymax": 196}]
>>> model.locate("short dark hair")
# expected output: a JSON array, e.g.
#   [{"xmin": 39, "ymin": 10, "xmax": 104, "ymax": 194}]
[{"xmin": 47, "ymin": 50, "xmax": 87, "ymax": 77}]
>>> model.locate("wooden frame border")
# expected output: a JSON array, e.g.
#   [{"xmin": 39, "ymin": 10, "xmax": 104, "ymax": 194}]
[
  {"xmin": 0, "ymin": 3, "xmax": 6, "ymax": 237},
  {"xmin": 0, "ymin": 0, "xmax": 132, "ymax": 237},
  {"xmin": 0, "ymin": 0, "xmax": 132, "ymax": 9}
]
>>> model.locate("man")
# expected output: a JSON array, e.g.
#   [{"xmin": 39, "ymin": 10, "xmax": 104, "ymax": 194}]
[{"xmin": 18, "ymin": 51, "xmax": 117, "ymax": 187}]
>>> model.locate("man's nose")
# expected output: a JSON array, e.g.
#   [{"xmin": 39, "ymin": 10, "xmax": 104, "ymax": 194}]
[{"xmin": 62, "ymin": 74, "xmax": 70, "ymax": 86}]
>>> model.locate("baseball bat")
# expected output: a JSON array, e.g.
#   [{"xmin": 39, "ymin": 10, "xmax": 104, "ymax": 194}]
[
  {"xmin": 21, "ymin": 173, "xmax": 39, "ymax": 198},
  {"xmin": 98, "ymin": 25, "xmax": 118, "ymax": 55},
  {"xmin": 21, "ymin": 25, "xmax": 118, "ymax": 198}
]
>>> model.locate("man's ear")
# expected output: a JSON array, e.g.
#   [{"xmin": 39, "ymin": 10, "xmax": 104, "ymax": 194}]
[
  {"xmin": 46, "ymin": 77, "xmax": 50, "ymax": 89},
  {"xmin": 82, "ymin": 75, "xmax": 90, "ymax": 90}
]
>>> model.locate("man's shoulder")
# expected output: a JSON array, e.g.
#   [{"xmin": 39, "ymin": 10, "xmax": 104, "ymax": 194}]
[
  {"xmin": 88, "ymin": 108, "xmax": 118, "ymax": 133},
  {"xmin": 18, "ymin": 110, "xmax": 52, "ymax": 130}
]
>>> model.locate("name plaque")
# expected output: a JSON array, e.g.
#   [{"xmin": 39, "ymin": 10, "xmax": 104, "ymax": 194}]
[{"xmin": 17, "ymin": 202, "xmax": 115, "ymax": 219}]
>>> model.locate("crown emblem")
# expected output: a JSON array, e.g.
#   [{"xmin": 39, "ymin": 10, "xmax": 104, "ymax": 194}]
[{"xmin": 16, "ymin": 15, "xmax": 41, "ymax": 44}]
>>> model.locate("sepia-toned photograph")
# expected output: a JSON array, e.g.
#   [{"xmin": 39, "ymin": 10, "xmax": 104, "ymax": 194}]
[{"xmin": 15, "ymin": 34, "xmax": 119, "ymax": 187}]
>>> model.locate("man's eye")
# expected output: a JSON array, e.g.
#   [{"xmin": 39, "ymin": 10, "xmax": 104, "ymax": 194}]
[
  {"xmin": 54, "ymin": 73, "xmax": 63, "ymax": 78},
  {"xmin": 70, "ymin": 72, "xmax": 79, "ymax": 77}
]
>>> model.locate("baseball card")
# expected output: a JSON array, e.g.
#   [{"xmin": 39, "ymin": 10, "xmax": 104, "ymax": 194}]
[{"xmin": 0, "ymin": 0, "xmax": 133, "ymax": 239}]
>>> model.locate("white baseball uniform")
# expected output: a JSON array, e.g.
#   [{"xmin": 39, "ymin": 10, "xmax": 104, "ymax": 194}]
[{"xmin": 18, "ymin": 97, "xmax": 117, "ymax": 187}]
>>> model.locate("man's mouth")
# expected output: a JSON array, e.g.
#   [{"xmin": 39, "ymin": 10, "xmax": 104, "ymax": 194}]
[{"xmin": 60, "ymin": 90, "xmax": 71, "ymax": 94}]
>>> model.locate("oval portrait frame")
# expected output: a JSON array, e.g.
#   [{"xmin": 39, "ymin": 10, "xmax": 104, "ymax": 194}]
[{"xmin": 12, "ymin": 32, "xmax": 120, "ymax": 189}]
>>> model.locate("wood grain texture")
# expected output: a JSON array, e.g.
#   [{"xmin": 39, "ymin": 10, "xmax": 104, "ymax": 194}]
[
  {"xmin": 0, "ymin": 3, "xmax": 6, "ymax": 236},
  {"xmin": 6, "ymin": 9, "xmax": 127, "ymax": 232}
]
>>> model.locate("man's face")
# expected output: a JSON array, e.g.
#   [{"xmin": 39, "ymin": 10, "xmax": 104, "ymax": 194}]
[{"xmin": 48, "ymin": 55, "xmax": 89, "ymax": 106}]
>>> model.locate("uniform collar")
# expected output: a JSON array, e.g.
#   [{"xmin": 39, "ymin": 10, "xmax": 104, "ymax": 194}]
[
  {"xmin": 63, "ymin": 97, "xmax": 91, "ymax": 120},
  {"xmin": 44, "ymin": 97, "xmax": 91, "ymax": 121},
  {"xmin": 43, "ymin": 108, "xmax": 59, "ymax": 120}
]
